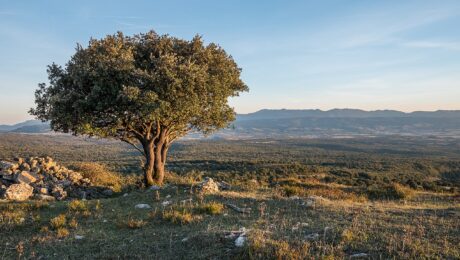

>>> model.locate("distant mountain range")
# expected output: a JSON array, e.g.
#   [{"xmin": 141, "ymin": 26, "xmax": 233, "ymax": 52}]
[
  {"xmin": 1, "ymin": 109, "xmax": 460, "ymax": 138},
  {"xmin": 0, "ymin": 120, "xmax": 50, "ymax": 133}
]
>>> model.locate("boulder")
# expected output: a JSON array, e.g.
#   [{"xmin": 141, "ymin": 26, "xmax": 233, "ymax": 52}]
[
  {"xmin": 0, "ymin": 161, "xmax": 18, "ymax": 171},
  {"xmin": 15, "ymin": 171, "xmax": 39, "ymax": 184},
  {"xmin": 199, "ymin": 178, "xmax": 219, "ymax": 194},
  {"xmin": 4, "ymin": 183, "xmax": 34, "ymax": 201}
]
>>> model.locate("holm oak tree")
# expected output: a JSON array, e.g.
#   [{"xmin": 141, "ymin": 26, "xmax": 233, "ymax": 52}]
[{"xmin": 30, "ymin": 31, "xmax": 248, "ymax": 186}]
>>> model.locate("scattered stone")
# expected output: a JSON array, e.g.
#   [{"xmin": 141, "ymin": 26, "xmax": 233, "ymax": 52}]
[
  {"xmin": 235, "ymin": 235, "xmax": 246, "ymax": 247},
  {"xmin": 135, "ymin": 204, "xmax": 152, "ymax": 209},
  {"xmin": 4, "ymin": 183, "xmax": 34, "ymax": 201},
  {"xmin": 74, "ymin": 235, "xmax": 84, "ymax": 240},
  {"xmin": 199, "ymin": 178, "xmax": 219, "ymax": 194},
  {"xmin": 34, "ymin": 194, "xmax": 56, "ymax": 201},
  {"xmin": 123, "ymin": 193, "xmax": 129, "ymax": 197},
  {"xmin": 302, "ymin": 195, "xmax": 329, "ymax": 208},
  {"xmin": 180, "ymin": 198, "xmax": 193, "ymax": 204},
  {"xmin": 161, "ymin": 200, "xmax": 172, "ymax": 207},
  {"xmin": 305, "ymin": 233, "xmax": 320, "ymax": 241},
  {"xmin": 148, "ymin": 185, "xmax": 161, "ymax": 191},
  {"xmin": 102, "ymin": 189, "xmax": 114, "ymax": 196},
  {"xmin": 350, "ymin": 253, "xmax": 368, "ymax": 258},
  {"xmin": 233, "ymin": 228, "xmax": 248, "ymax": 247},
  {"xmin": 225, "ymin": 203, "xmax": 252, "ymax": 214},
  {"xmin": 181, "ymin": 237, "xmax": 189, "ymax": 242}
]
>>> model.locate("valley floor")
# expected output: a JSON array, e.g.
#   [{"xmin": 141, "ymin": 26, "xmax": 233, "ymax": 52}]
[{"xmin": 0, "ymin": 134, "xmax": 459, "ymax": 259}]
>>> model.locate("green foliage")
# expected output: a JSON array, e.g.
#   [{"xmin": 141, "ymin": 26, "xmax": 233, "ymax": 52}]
[{"xmin": 30, "ymin": 30, "xmax": 248, "ymax": 185}]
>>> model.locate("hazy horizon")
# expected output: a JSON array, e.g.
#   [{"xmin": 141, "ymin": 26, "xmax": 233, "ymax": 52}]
[{"xmin": 1, "ymin": 0, "xmax": 459, "ymax": 124}]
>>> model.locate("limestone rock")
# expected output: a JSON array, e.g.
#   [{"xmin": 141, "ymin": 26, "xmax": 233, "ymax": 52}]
[
  {"xmin": 135, "ymin": 204, "xmax": 152, "ymax": 209},
  {"xmin": 52, "ymin": 186, "xmax": 67, "ymax": 200},
  {"xmin": 199, "ymin": 178, "xmax": 220, "ymax": 194},
  {"xmin": 4, "ymin": 183, "xmax": 34, "ymax": 201},
  {"xmin": 0, "ymin": 161, "xmax": 18, "ymax": 172},
  {"xmin": 15, "ymin": 171, "xmax": 39, "ymax": 184},
  {"xmin": 34, "ymin": 194, "xmax": 56, "ymax": 201}
]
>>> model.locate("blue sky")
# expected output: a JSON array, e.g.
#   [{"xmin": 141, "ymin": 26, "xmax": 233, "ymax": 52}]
[{"xmin": 0, "ymin": 0, "xmax": 459, "ymax": 124}]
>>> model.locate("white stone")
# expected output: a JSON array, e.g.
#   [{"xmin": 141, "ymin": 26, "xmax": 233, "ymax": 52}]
[
  {"xmin": 134, "ymin": 204, "xmax": 151, "ymax": 209},
  {"xmin": 161, "ymin": 200, "xmax": 172, "ymax": 207},
  {"xmin": 350, "ymin": 253, "xmax": 368, "ymax": 258},
  {"xmin": 235, "ymin": 235, "xmax": 247, "ymax": 247}
]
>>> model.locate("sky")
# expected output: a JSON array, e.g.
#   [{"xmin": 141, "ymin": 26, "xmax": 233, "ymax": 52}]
[{"xmin": 0, "ymin": 0, "xmax": 460, "ymax": 124}]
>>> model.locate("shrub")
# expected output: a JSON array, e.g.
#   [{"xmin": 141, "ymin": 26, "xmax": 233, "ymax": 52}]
[
  {"xmin": 283, "ymin": 186, "xmax": 300, "ymax": 197},
  {"xmin": 68, "ymin": 200, "xmax": 87, "ymax": 212},
  {"xmin": 367, "ymin": 183, "xmax": 415, "ymax": 200},
  {"xmin": 56, "ymin": 227, "xmax": 70, "ymax": 238},
  {"xmin": 50, "ymin": 214, "xmax": 66, "ymax": 230},
  {"xmin": 125, "ymin": 218, "xmax": 147, "ymax": 229},
  {"xmin": 69, "ymin": 218, "xmax": 78, "ymax": 229}
]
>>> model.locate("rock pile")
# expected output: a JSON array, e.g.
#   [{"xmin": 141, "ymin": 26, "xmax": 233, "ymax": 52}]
[
  {"xmin": 198, "ymin": 177, "xmax": 231, "ymax": 194},
  {"xmin": 0, "ymin": 157, "xmax": 109, "ymax": 201}
]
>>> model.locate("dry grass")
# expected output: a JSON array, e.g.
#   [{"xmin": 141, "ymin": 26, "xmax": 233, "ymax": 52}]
[
  {"xmin": 162, "ymin": 209, "xmax": 202, "ymax": 225},
  {"xmin": 195, "ymin": 201, "xmax": 224, "ymax": 215},
  {"xmin": 123, "ymin": 217, "xmax": 147, "ymax": 229},
  {"xmin": 49, "ymin": 214, "xmax": 66, "ymax": 230},
  {"xmin": 70, "ymin": 162, "xmax": 135, "ymax": 192},
  {"xmin": 67, "ymin": 200, "xmax": 88, "ymax": 212}
]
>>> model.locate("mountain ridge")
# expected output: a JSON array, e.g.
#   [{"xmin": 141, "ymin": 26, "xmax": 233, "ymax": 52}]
[{"xmin": 1, "ymin": 109, "xmax": 459, "ymax": 137}]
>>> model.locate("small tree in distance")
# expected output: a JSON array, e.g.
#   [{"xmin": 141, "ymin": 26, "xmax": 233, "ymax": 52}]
[{"xmin": 30, "ymin": 31, "xmax": 248, "ymax": 186}]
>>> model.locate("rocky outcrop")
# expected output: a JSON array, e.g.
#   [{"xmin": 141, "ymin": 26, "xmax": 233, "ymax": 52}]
[{"xmin": 0, "ymin": 156, "xmax": 113, "ymax": 201}]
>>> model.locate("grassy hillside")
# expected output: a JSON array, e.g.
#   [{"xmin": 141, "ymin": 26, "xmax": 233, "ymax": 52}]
[{"xmin": 0, "ymin": 134, "xmax": 459, "ymax": 259}]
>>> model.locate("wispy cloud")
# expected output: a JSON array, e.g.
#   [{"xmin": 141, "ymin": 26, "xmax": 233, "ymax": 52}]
[{"xmin": 402, "ymin": 41, "xmax": 460, "ymax": 51}]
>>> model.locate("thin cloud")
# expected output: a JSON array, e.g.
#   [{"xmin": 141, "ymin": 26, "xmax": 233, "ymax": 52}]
[{"xmin": 402, "ymin": 41, "xmax": 460, "ymax": 51}]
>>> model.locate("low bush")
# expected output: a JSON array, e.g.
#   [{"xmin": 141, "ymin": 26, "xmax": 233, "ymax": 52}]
[
  {"xmin": 367, "ymin": 183, "xmax": 415, "ymax": 200},
  {"xmin": 50, "ymin": 214, "xmax": 66, "ymax": 230}
]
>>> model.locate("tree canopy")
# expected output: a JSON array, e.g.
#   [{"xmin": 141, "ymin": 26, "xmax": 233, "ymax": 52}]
[{"xmin": 30, "ymin": 31, "xmax": 248, "ymax": 185}]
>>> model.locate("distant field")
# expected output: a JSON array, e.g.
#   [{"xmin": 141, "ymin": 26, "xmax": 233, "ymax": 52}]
[
  {"xmin": 1, "ymin": 133, "xmax": 459, "ymax": 191},
  {"xmin": 0, "ymin": 133, "xmax": 459, "ymax": 258}
]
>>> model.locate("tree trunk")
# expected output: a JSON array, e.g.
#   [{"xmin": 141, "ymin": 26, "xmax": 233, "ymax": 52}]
[
  {"xmin": 143, "ymin": 140, "xmax": 155, "ymax": 187},
  {"xmin": 153, "ymin": 138, "xmax": 166, "ymax": 184}
]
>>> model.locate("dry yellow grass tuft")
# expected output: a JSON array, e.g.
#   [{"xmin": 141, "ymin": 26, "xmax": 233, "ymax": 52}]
[
  {"xmin": 50, "ymin": 214, "xmax": 66, "ymax": 230},
  {"xmin": 56, "ymin": 227, "xmax": 70, "ymax": 238},
  {"xmin": 68, "ymin": 200, "xmax": 88, "ymax": 212},
  {"xmin": 162, "ymin": 209, "xmax": 201, "ymax": 225},
  {"xmin": 196, "ymin": 202, "xmax": 224, "ymax": 215}
]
